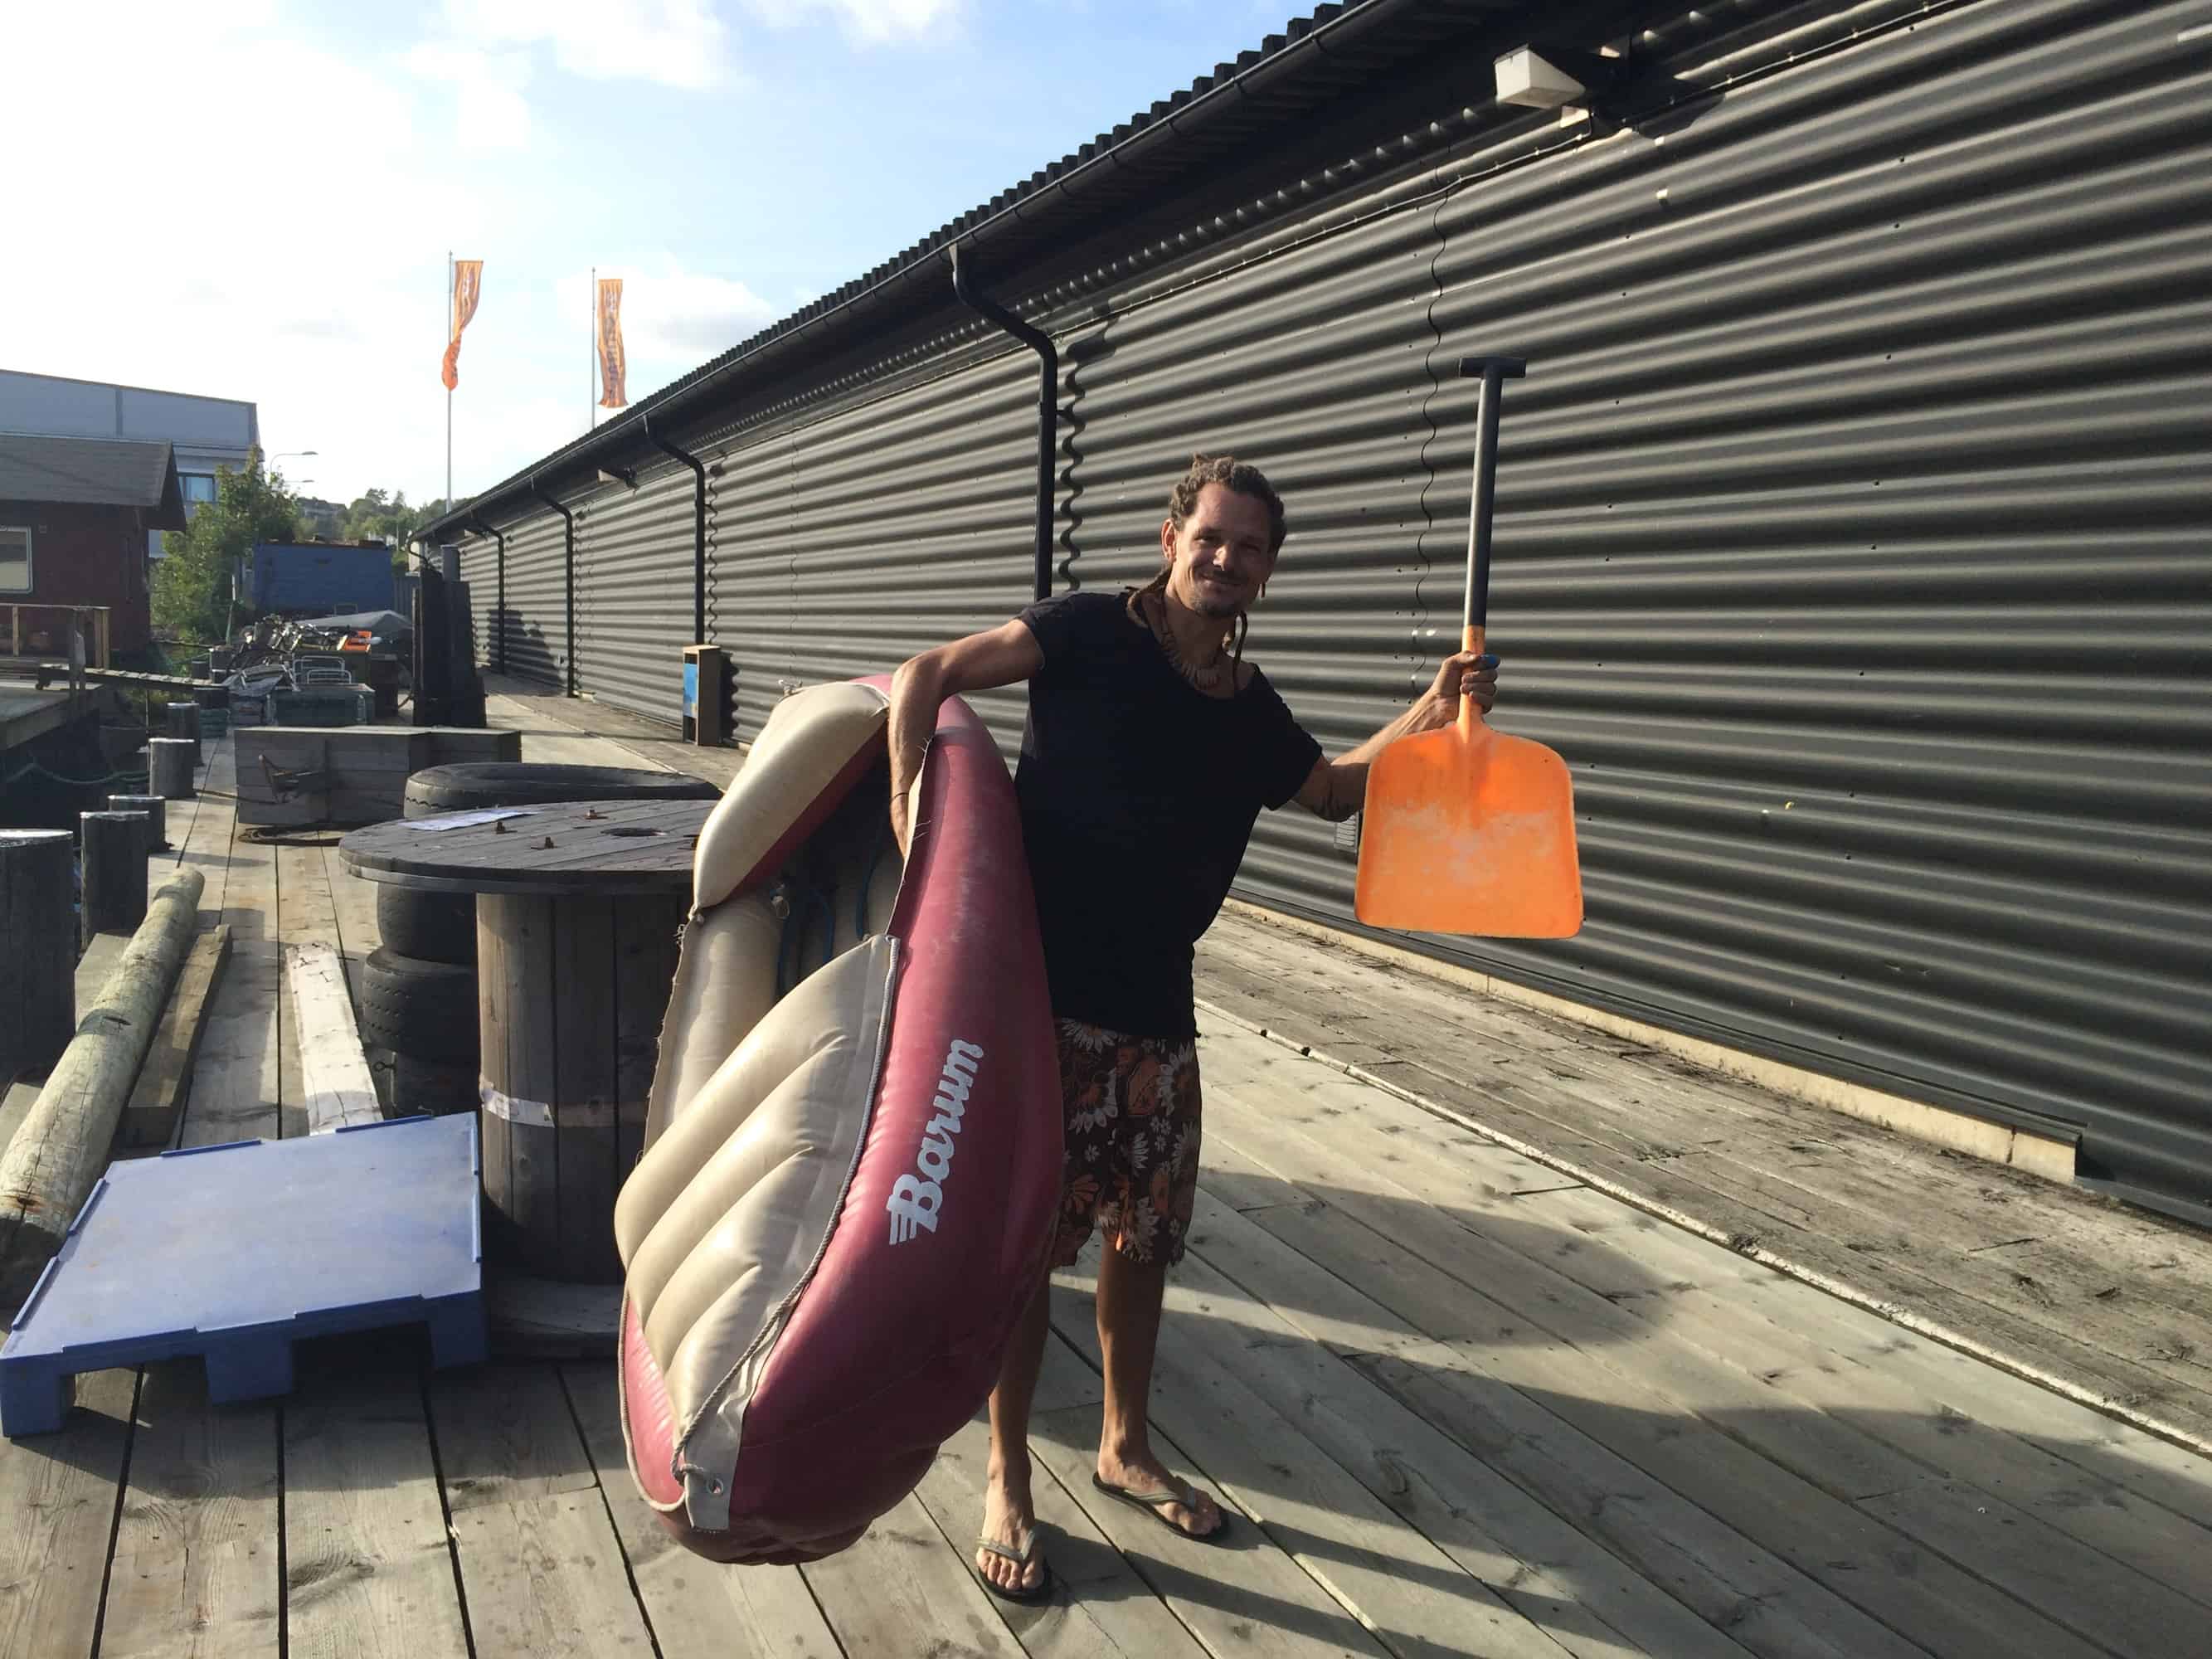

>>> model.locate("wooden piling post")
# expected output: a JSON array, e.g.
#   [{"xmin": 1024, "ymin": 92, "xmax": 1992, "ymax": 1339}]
[
  {"xmin": 108, "ymin": 794, "xmax": 168, "ymax": 852},
  {"xmin": 0, "ymin": 830, "xmax": 75, "ymax": 1082},
  {"xmin": 164, "ymin": 701, "xmax": 202, "ymax": 763},
  {"xmin": 80, "ymin": 811, "xmax": 151, "ymax": 948},
  {"xmin": 148, "ymin": 737, "xmax": 196, "ymax": 802}
]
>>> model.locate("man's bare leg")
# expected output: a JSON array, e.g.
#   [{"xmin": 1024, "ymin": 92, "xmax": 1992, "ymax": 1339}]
[
  {"xmin": 1093, "ymin": 1242, "xmax": 1223, "ymax": 1536},
  {"xmin": 976, "ymin": 1269, "xmax": 1053, "ymax": 1593}
]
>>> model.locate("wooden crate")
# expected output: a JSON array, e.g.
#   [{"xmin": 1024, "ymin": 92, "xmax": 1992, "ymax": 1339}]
[
  {"xmin": 423, "ymin": 727, "xmax": 523, "ymax": 766},
  {"xmin": 238, "ymin": 728, "xmax": 431, "ymax": 826}
]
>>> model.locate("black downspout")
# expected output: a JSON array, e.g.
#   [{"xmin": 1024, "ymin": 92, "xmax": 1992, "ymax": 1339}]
[
  {"xmin": 527, "ymin": 472, "xmax": 577, "ymax": 695},
  {"xmin": 950, "ymin": 243, "xmax": 1057, "ymax": 602},
  {"xmin": 467, "ymin": 511, "xmax": 507, "ymax": 675},
  {"xmin": 644, "ymin": 416, "xmax": 708, "ymax": 646}
]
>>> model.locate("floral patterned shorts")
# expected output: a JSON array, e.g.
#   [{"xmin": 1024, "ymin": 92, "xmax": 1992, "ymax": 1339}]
[{"xmin": 1050, "ymin": 1019, "xmax": 1203, "ymax": 1268}]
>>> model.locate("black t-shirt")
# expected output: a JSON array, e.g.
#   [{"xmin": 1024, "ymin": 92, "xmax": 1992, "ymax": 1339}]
[{"xmin": 1014, "ymin": 590, "xmax": 1323, "ymax": 1037}]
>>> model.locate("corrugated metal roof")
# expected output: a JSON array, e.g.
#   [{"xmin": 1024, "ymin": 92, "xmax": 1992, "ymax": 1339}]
[
  {"xmin": 425, "ymin": 0, "xmax": 1592, "ymax": 541},
  {"xmin": 0, "ymin": 432, "xmax": 187, "ymax": 527}
]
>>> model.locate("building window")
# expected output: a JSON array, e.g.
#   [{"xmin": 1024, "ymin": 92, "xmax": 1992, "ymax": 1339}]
[
  {"xmin": 180, "ymin": 474, "xmax": 218, "ymax": 508},
  {"xmin": 0, "ymin": 526, "xmax": 30, "ymax": 594}
]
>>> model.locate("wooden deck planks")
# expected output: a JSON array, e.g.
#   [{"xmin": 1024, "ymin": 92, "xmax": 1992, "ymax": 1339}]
[
  {"xmin": 177, "ymin": 941, "xmax": 282, "ymax": 1147},
  {"xmin": 1194, "ymin": 1042, "xmax": 2172, "ymax": 1659},
  {"xmin": 910, "ymin": 1408, "xmax": 1216, "ymax": 1659},
  {"xmin": 424, "ymin": 1360, "xmax": 661, "ymax": 1656},
  {"xmin": 0, "ymin": 1369, "xmax": 135, "ymax": 1659},
  {"xmin": 1195, "ymin": 933, "xmax": 2212, "ymax": 1448},
  {"xmin": 1203, "ymin": 1016, "xmax": 2212, "ymax": 1559},
  {"xmin": 562, "ymin": 1363, "xmax": 844, "ymax": 1659},
  {"xmin": 483, "ymin": 690, "xmax": 722, "ymax": 783},
  {"xmin": 1512, "ymin": 1183, "xmax": 2212, "ymax": 1605},
  {"xmin": 448, "ymin": 1492, "xmax": 656, "ymax": 1659},
  {"xmin": 97, "ymin": 1367, "xmax": 281, "ymax": 1659},
  {"xmin": 282, "ymin": 1356, "xmax": 469, "ymax": 1659},
  {"xmin": 1048, "ymin": 1273, "xmax": 1586, "ymax": 1659},
  {"xmin": 425, "ymin": 1364, "xmax": 600, "ymax": 1515},
  {"xmin": 798, "ymin": 1491, "xmax": 1027, "ymax": 1658},
  {"xmin": 1169, "ymin": 1194, "xmax": 1757, "ymax": 1659},
  {"xmin": 1022, "ymin": 1394, "xmax": 1392, "ymax": 1659},
  {"xmin": 171, "ymin": 736, "xmax": 237, "ymax": 920},
  {"xmin": 117, "ymin": 927, "xmax": 232, "ymax": 1152}
]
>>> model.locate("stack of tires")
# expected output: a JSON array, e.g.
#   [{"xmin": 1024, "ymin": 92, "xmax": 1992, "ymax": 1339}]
[{"xmin": 364, "ymin": 762, "xmax": 725, "ymax": 1117}]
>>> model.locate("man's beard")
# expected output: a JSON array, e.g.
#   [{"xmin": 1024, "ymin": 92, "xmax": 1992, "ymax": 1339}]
[{"xmin": 1183, "ymin": 573, "xmax": 1244, "ymax": 618}]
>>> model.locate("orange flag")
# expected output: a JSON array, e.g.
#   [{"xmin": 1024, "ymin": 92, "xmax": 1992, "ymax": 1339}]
[
  {"xmin": 441, "ymin": 260, "xmax": 483, "ymax": 391},
  {"xmin": 596, "ymin": 276, "xmax": 627, "ymax": 409}
]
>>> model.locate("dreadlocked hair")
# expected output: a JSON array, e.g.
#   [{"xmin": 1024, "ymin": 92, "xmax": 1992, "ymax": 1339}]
[{"xmin": 1124, "ymin": 567, "xmax": 1251, "ymax": 674}]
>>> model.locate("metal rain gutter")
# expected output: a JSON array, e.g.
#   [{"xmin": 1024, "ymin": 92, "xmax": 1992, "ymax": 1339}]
[
  {"xmin": 527, "ymin": 472, "xmax": 578, "ymax": 694},
  {"xmin": 466, "ymin": 511, "xmax": 507, "ymax": 675},
  {"xmin": 950, "ymin": 242, "xmax": 1057, "ymax": 602},
  {"xmin": 643, "ymin": 416, "xmax": 708, "ymax": 646},
  {"xmin": 420, "ymin": 0, "xmax": 1456, "ymax": 542}
]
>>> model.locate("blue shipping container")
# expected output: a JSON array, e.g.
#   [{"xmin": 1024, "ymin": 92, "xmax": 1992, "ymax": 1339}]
[{"xmin": 250, "ymin": 542, "xmax": 399, "ymax": 617}]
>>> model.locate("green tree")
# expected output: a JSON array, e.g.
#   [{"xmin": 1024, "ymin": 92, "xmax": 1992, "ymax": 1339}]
[
  {"xmin": 338, "ymin": 489, "xmax": 451, "ymax": 552},
  {"xmin": 152, "ymin": 451, "xmax": 303, "ymax": 643}
]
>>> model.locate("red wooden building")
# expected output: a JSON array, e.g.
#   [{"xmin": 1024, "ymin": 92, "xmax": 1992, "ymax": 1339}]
[{"xmin": 0, "ymin": 433, "xmax": 186, "ymax": 659}]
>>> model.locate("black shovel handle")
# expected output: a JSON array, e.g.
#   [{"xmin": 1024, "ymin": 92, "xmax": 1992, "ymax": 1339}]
[{"xmin": 1459, "ymin": 356, "xmax": 1526, "ymax": 635}]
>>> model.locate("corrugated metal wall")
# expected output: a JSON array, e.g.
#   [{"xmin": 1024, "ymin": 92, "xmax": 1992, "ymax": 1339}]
[
  {"xmin": 709, "ymin": 346, "xmax": 1043, "ymax": 752},
  {"xmin": 450, "ymin": 0, "xmax": 2210, "ymax": 1215},
  {"xmin": 1216, "ymin": 0, "xmax": 2208, "ymax": 1209},
  {"xmin": 494, "ymin": 513, "xmax": 566, "ymax": 685},
  {"xmin": 453, "ymin": 533, "xmax": 493, "ymax": 664},
  {"xmin": 574, "ymin": 466, "xmax": 698, "ymax": 725}
]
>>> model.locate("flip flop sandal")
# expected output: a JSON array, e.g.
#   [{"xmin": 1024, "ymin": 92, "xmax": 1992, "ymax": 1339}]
[
  {"xmin": 1091, "ymin": 1474, "xmax": 1232, "ymax": 1544},
  {"xmin": 975, "ymin": 1530, "xmax": 1055, "ymax": 1605}
]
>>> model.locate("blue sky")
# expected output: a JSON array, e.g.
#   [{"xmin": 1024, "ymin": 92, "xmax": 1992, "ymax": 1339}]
[{"xmin": 6, "ymin": 0, "xmax": 1300, "ymax": 507}]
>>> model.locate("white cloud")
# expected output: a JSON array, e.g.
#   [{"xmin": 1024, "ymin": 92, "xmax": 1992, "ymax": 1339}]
[
  {"xmin": 439, "ymin": 0, "xmax": 731, "ymax": 89},
  {"xmin": 2, "ymin": 5, "xmax": 483, "ymax": 492},
  {"xmin": 743, "ymin": 0, "xmax": 964, "ymax": 46},
  {"xmin": 0, "ymin": 2, "xmax": 936, "ymax": 505},
  {"xmin": 406, "ymin": 41, "xmax": 535, "ymax": 152}
]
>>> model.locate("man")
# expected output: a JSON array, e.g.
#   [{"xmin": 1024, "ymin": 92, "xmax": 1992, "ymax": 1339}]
[{"xmin": 888, "ymin": 454, "xmax": 1498, "ymax": 1602}]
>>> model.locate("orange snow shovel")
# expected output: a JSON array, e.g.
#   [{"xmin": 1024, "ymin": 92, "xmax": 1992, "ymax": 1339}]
[{"xmin": 1354, "ymin": 356, "xmax": 1582, "ymax": 938}]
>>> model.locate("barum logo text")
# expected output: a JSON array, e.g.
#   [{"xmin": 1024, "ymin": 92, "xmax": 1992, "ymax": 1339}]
[{"xmin": 886, "ymin": 1039, "xmax": 983, "ymax": 1243}]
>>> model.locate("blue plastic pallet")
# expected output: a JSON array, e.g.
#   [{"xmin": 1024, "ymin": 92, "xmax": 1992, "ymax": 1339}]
[{"xmin": 2, "ymin": 1113, "xmax": 485, "ymax": 1437}]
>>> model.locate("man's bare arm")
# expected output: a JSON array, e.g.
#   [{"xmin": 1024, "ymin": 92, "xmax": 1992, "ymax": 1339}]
[
  {"xmin": 1294, "ymin": 649, "xmax": 1497, "ymax": 823},
  {"xmin": 888, "ymin": 620, "xmax": 1044, "ymax": 853}
]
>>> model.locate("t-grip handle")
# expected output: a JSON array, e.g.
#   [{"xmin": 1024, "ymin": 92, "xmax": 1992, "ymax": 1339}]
[{"xmin": 1457, "ymin": 355, "xmax": 1525, "ymax": 734}]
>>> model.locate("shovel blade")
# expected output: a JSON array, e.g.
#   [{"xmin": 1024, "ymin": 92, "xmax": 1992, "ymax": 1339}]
[{"xmin": 1354, "ymin": 723, "xmax": 1582, "ymax": 937}]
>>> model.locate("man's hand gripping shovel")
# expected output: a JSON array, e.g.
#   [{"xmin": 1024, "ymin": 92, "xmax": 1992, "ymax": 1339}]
[{"xmin": 1354, "ymin": 356, "xmax": 1583, "ymax": 939}]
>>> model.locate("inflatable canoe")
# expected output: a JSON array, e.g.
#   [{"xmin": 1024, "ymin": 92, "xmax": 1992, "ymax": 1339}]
[{"xmin": 615, "ymin": 679, "xmax": 1061, "ymax": 1564}]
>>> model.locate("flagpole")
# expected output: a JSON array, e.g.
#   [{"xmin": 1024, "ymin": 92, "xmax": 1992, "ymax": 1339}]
[
  {"xmin": 445, "ymin": 250, "xmax": 454, "ymax": 508},
  {"xmin": 590, "ymin": 266, "xmax": 597, "ymax": 431}
]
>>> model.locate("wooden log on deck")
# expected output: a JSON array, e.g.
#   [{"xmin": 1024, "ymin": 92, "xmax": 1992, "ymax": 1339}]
[
  {"xmin": 79, "ymin": 810, "xmax": 151, "ymax": 949},
  {"xmin": 148, "ymin": 737, "xmax": 196, "ymax": 801},
  {"xmin": 0, "ymin": 831, "xmax": 75, "ymax": 1083},
  {"xmin": 0, "ymin": 867, "xmax": 206, "ymax": 1313}
]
